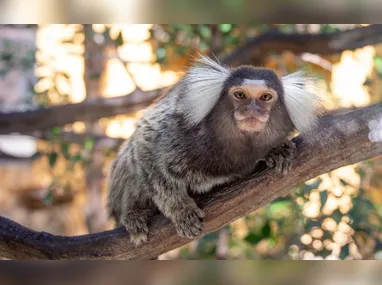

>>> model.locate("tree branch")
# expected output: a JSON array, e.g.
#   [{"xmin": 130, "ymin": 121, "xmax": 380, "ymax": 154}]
[
  {"xmin": 1, "ymin": 103, "xmax": 381, "ymax": 260},
  {"xmin": 221, "ymin": 24, "xmax": 382, "ymax": 66},
  {"xmin": 1, "ymin": 25, "xmax": 382, "ymax": 135},
  {"xmin": 0, "ymin": 88, "xmax": 165, "ymax": 135}
]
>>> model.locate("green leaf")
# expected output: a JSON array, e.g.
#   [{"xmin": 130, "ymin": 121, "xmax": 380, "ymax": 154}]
[
  {"xmin": 339, "ymin": 244, "xmax": 350, "ymax": 260},
  {"xmin": 1, "ymin": 52, "xmax": 13, "ymax": 62},
  {"xmin": 50, "ymin": 127, "xmax": 61, "ymax": 139},
  {"xmin": 198, "ymin": 25, "xmax": 211, "ymax": 39},
  {"xmin": 203, "ymin": 243, "xmax": 217, "ymax": 257},
  {"xmin": 219, "ymin": 24, "xmax": 232, "ymax": 33},
  {"xmin": 115, "ymin": 32, "xmax": 124, "ymax": 47},
  {"xmin": 374, "ymin": 56, "xmax": 382, "ymax": 77},
  {"xmin": 198, "ymin": 40, "xmax": 209, "ymax": 50},
  {"xmin": 71, "ymin": 153, "xmax": 83, "ymax": 163},
  {"xmin": 301, "ymin": 178, "xmax": 322, "ymax": 194},
  {"xmin": 43, "ymin": 192, "xmax": 54, "ymax": 205},
  {"xmin": 223, "ymin": 36, "xmax": 238, "ymax": 46},
  {"xmin": 156, "ymin": 48, "xmax": 166, "ymax": 61},
  {"xmin": 268, "ymin": 237, "xmax": 276, "ymax": 248},
  {"xmin": 202, "ymin": 231, "xmax": 218, "ymax": 242},
  {"xmin": 331, "ymin": 209, "xmax": 343, "ymax": 224},
  {"xmin": 321, "ymin": 25, "xmax": 338, "ymax": 33},
  {"xmin": 60, "ymin": 142, "xmax": 70, "ymax": 158},
  {"xmin": 319, "ymin": 248, "xmax": 332, "ymax": 258},
  {"xmin": 175, "ymin": 46, "xmax": 187, "ymax": 55},
  {"xmin": 320, "ymin": 191, "xmax": 328, "ymax": 208},
  {"xmin": 30, "ymin": 151, "xmax": 43, "ymax": 160},
  {"xmin": 84, "ymin": 137, "xmax": 96, "ymax": 151},
  {"xmin": 48, "ymin": 152, "xmax": 58, "ymax": 168},
  {"xmin": 304, "ymin": 219, "xmax": 321, "ymax": 232},
  {"xmin": 267, "ymin": 200, "xmax": 291, "ymax": 218},
  {"xmin": 244, "ymin": 233, "xmax": 263, "ymax": 244},
  {"xmin": 175, "ymin": 24, "xmax": 193, "ymax": 37},
  {"xmin": 261, "ymin": 222, "xmax": 271, "ymax": 237},
  {"xmin": 278, "ymin": 24, "xmax": 296, "ymax": 33}
]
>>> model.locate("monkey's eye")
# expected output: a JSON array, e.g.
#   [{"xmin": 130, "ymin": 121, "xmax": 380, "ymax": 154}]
[
  {"xmin": 260, "ymin": 93, "xmax": 273, "ymax": 101},
  {"xmin": 234, "ymin": 91, "xmax": 246, "ymax": 100}
]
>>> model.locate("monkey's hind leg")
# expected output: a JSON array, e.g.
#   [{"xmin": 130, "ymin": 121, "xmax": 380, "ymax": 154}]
[
  {"xmin": 152, "ymin": 180, "xmax": 205, "ymax": 240},
  {"xmin": 119, "ymin": 200, "xmax": 157, "ymax": 246},
  {"xmin": 263, "ymin": 140, "xmax": 296, "ymax": 176}
]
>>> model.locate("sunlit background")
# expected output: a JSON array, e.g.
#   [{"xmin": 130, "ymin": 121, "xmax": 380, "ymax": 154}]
[
  {"xmin": 0, "ymin": 24, "xmax": 381, "ymax": 260},
  {"xmin": 1, "ymin": 0, "xmax": 382, "ymax": 22}
]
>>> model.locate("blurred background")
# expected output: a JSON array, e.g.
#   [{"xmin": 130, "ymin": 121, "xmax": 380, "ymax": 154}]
[{"xmin": 0, "ymin": 24, "xmax": 381, "ymax": 260}]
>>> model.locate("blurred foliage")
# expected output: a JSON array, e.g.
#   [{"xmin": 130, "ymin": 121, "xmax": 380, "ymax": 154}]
[
  {"xmin": 0, "ymin": 36, "xmax": 36, "ymax": 109},
  {"xmin": 34, "ymin": 25, "xmax": 81, "ymax": 106},
  {"xmin": 2, "ymin": 24, "xmax": 381, "ymax": 259},
  {"xmin": 149, "ymin": 24, "xmax": 347, "ymax": 66},
  {"xmin": 150, "ymin": 24, "xmax": 250, "ymax": 63},
  {"xmin": 32, "ymin": 127, "xmax": 95, "ymax": 205},
  {"xmin": 0, "ymin": 38, "xmax": 35, "ymax": 77},
  {"xmin": 32, "ymin": 25, "xmax": 102, "ymax": 202},
  {"xmin": 180, "ymin": 160, "xmax": 382, "ymax": 260},
  {"xmin": 373, "ymin": 56, "xmax": 382, "ymax": 78}
]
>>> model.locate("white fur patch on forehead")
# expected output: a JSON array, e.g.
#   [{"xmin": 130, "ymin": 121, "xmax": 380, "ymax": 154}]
[
  {"xmin": 179, "ymin": 54, "xmax": 231, "ymax": 125},
  {"xmin": 242, "ymin": 79, "xmax": 266, "ymax": 87},
  {"xmin": 281, "ymin": 71, "xmax": 324, "ymax": 133}
]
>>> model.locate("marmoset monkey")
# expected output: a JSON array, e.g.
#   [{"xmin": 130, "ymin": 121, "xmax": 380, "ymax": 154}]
[{"xmin": 108, "ymin": 55, "xmax": 322, "ymax": 246}]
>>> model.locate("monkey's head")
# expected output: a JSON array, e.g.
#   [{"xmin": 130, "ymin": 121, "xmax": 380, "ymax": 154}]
[
  {"xmin": 179, "ymin": 55, "xmax": 323, "ymax": 134},
  {"xmin": 221, "ymin": 67, "xmax": 285, "ymax": 133}
]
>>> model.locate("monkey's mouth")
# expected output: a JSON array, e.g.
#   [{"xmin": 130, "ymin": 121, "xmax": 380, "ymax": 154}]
[
  {"xmin": 239, "ymin": 117, "xmax": 265, "ymax": 125},
  {"xmin": 237, "ymin": 117, "xmax": 266, "ymax": 131}
]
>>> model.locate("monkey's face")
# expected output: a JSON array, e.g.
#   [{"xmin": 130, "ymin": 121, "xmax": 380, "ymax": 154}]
[
  {"xmin": 228, "ymin": 79, "xmax": 279, "ymax": 133},
  {"xmin": 182, "ymin": 56, "xmax": 316, "ymax": 135}
]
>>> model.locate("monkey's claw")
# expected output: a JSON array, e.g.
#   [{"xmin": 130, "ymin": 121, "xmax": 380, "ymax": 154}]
[
  {"xmin": 264, "ymin": 140, "xmax": 296, "ymax": 176},
  {"xmin": 130, "ymin": 232, "xmax": 148, "ymax": 246},
  {"xmin": 174, "ymin": 207, "xmax": 205, "ymax": 239},
  {"xmin": 120, "ymin": 214, "xmax": 149, "ymax": 246}
]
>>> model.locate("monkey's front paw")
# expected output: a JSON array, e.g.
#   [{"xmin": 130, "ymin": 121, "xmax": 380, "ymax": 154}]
[
  {"xmin": 264, "ymin": 141, "xmax": 296, "ymax": 176},
  {"xmin": 174, "ymin": 207, "xmax": 205, "ymax": 239},
  {"xmin": 120, "ymin": 214, "xmax": 149, "ymax": 246}
]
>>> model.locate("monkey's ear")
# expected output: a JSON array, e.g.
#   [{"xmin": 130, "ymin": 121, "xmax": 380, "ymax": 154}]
[
  {"xmin": 281, "ymin": 71, "xmax": 324, "ymax": 133},
  {"xmin": 179, "ymin": 54, "xmax": 231, "ymax": 126}
]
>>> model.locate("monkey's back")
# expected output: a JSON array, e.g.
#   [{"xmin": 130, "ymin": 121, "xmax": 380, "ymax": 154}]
[{"xmin": 107, "ymin": 90, "xmax": 179, "ymax": 220}]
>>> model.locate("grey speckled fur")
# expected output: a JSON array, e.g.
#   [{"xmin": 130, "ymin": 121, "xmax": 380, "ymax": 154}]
[{"xmin": 107, "ymin": 59, "xmax": 301, "ymax": 246}]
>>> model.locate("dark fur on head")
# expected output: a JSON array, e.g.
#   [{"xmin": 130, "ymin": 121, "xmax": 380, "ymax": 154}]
[{"xmin": 108, "ymin": 55, "xmax": 320, "ymax": 246}]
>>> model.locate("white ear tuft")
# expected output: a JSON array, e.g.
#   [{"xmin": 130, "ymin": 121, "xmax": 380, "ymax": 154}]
[
  {"xmin": 282, "ymin": 71, "xmax": 324, "ymax": 133},
  {"xmin": 179, "ymin": 54, "xmax": 231, "ymax": 125}
]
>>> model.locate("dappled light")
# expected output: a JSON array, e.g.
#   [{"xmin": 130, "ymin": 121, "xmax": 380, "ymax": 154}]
[{"xmin": 0, "ymin": 24, "xmax": 381, "ymax": 260}]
